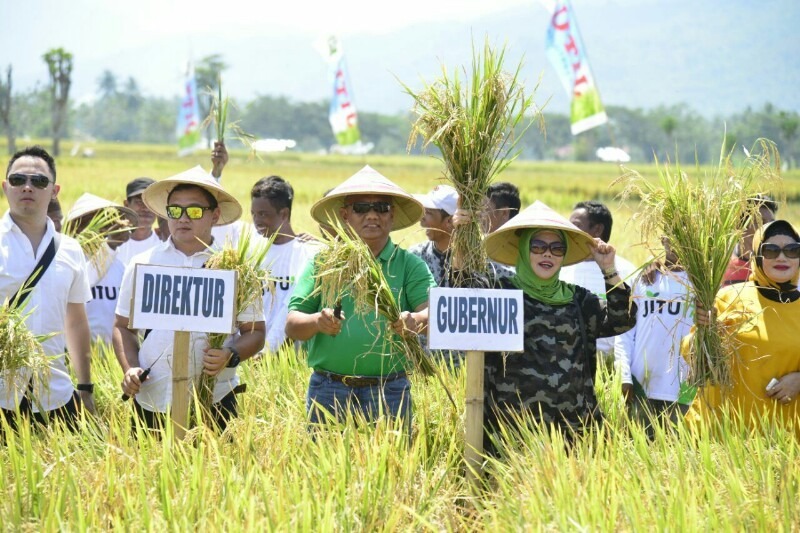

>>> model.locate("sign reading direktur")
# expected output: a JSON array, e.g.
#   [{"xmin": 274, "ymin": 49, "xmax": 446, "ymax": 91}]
[{"xmin": 129, "ymin": 264, "xmax": 237, "ymax": 334}]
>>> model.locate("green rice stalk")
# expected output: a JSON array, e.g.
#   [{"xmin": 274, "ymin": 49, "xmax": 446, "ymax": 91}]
[
  {"xmin": 615, "ymin": 138, "xmax": 782, "ymax": 387},
  {"xmin": 202, "ymin": 75, "xmax": 256, "ymax": 154},
  {"xmin": 195, "ymin": 230, "xmax": 273, "ymax": 418},
  {"xmin": 63, "ymin": 208, "xmax": 132, "ymax": 279},
  {"xmin": 401, "ymin": 38, "xmax": 542, "ymax": 285},
  {"xmin": 313, "ymin": 219, "xmax": 458, "ymax": 409}
]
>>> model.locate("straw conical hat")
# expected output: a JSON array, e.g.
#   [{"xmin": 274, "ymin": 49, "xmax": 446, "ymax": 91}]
[
  {"xmin": 485, "ymin": 200, "xmax": 595, "ymax": 267},
  {"xmin": 65, "ymin": 193, "xmax": 138, "ymax": 226},
  {"xmin": 310, "ymin": 165, "xmax": 423, "ymax": 231},
  {"xmin": 142, "ymin": 166, "xmax": 242, "ymax": 226}
]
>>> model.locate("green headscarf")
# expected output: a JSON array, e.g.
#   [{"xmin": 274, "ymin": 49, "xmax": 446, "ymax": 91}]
[{"xmin": 511, "ymin": 228, "xmax": 575, "ymax": 305}]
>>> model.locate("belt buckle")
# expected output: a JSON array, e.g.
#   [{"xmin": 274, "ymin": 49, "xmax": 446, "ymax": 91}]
[{"xmin": 341, "ymin": 375, "xmax": 355, "ymax": 387}]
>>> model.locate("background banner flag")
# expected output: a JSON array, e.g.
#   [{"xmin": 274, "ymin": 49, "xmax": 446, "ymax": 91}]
[
  {"xmin": 176, "ymin": 66, "xmax": 202, "ymax": 154},
  {"xmin": 545, "ymin": 0, "xmax": 608, "ymax": 135},
  {"xmin": 325, "ymin": 36, "xmax": 361, "ymax": 146}
]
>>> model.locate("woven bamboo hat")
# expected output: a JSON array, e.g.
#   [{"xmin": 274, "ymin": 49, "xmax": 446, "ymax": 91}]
[
  {"xmin": 142, "ymin": 166, "xmax": 242, "ymax": 226},
  {"xmin": 310, "ymin": 165, "xmax": 423, "ymax": 231},
  {"xmin": 65, "ymin": 193, "xmax": 138, "ymax": 226},
  {"xmin": 485, "ymin": 200, "xmax": 595, "ymax": 267}
]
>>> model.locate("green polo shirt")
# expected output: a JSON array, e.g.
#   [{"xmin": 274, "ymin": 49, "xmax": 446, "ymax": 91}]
[{"xmin": 289, "ymin": 238, "xmax": 435, "ymax": 376}]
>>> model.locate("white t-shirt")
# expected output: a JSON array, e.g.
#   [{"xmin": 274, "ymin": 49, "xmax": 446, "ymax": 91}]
[
  {"xmin": 85, "ymin": 246, "xmax": 125, "ymax": 345},
  {"xmin": 262, "ymin": 238, "xmax": 319, "ymax": 352},
  {"xmin": 0, "ymin": 212, "xmax": 91, "ymax": 412},
  {"xmin": 116, "ymin": 237, "xmax": 263, "ymax": 413},
  {"xmin": 211, "ymin": 220, "xmax": 245, "ymax": 248},
  {"xmin": 559, "ymin": 255, "xmax": 637, "ymax": 353},
  {"xmin": 614, "ymin": 270, "xmax": 693, "ymax": 402},
  {"xmin": 116, "ymin": 231, "xmax": 161, "ymax": 268}
]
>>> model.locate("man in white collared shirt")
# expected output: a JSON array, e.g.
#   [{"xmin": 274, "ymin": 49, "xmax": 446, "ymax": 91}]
[
  {"xmin": 0, "ymin": 146, "xmax": 94, "ymax": 429},
  {"xmin": 113, "ymin": 167, "xmax": 265, "ymax": 431}
]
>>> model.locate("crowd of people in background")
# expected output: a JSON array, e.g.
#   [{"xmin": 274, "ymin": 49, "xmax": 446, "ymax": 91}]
[{"xmin": 2, "ymin": 143, "xmax": 798, "ymax": 447}]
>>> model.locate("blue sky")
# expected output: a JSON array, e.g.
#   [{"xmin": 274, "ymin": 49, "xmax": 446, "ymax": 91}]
[{"xmin": 0, "ymin": 0, "xmax": 630, "ymax": 99}]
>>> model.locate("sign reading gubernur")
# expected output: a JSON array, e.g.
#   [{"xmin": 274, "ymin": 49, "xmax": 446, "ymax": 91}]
[
  {"xmin": 129, "ymin": 264, "xmax": 237, "ymax": 334},
  {"xmin": 428, "ymin": 288, "xmax": 524, "ymax": 352}
]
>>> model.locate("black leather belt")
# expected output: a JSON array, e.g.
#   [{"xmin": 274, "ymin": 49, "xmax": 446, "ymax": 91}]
[{"xmin": 314, "ymin": 371, "xmax": 407, "ymax": 388}]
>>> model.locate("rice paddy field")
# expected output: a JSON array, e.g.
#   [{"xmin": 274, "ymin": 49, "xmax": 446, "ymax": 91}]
[{"xmin": 1, "ymin": 140, "xmax": 800, "ymax": 530}]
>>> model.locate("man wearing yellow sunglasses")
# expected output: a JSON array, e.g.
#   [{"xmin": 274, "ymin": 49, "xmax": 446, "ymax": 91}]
[{"xmin": 112, "ymin": 167, "xmax": 265, "ymax": 432}]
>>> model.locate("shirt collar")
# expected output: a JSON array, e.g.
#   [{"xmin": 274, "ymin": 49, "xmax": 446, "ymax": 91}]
[
  {"xmin": 0, "ymin": 210, "xmax": 15, "ymax": 233},
  {"xmin": 164, "ymin": 235, "xmax": 216, "ymax": 258},
  {"xmin": 376, "ymin": 238, "xmax": 396, "ymax": 263},
  {"xmin": 1, "ymin": 210, "xmax": 55, "ymax": 251}
]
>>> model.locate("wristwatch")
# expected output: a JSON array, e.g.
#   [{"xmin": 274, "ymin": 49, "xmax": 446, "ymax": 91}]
[
  {"xmin": 226, "ymin": 347, "xmax": 241, "ymax": 368},
  {"xmin": 76, "ymin": 383, "xmax": 94, "ymax": 393}
]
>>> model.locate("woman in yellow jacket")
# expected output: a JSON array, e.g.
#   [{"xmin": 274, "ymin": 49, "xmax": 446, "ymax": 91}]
[{"xmin": 686, "ymin": 220, "xmax": 800, "ymax": 437}]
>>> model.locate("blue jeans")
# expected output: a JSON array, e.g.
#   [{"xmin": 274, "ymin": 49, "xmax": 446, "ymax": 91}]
[{"xmin": 306, "ymin": 371, "xmax": 412, "ymax": 434}]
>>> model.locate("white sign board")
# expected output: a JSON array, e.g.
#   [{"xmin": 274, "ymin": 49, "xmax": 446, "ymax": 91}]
[
  {"xmin": 428, "ymin": 288, "xmax": 524, "ymax": 352},
  {"xmin": 129, "ymin": 264, "xmax": 237, "ymax": 334}
]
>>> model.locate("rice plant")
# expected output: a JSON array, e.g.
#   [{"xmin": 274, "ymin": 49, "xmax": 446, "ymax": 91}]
[
  {"xmin": 616, "ymin": 138, "xmax": 782, "ymax": 386},
  {"xmin": 401, "ymin": 38, "xmax": 541, "ymax": 284},
  {"xmin": 62, "ymin": 208, "xmax": 132, "ymax": 279},
  {"xmin": 196, "ymin": 230, "xmax": 272, "ymax": 419},
  {"xmin": 202, "ymin": 75, "xmax": 255, "ymax": 150},
  {"xmin": 0, "ymin": 290, "xmax": 55, "ymax": 402},
  {"xmin": 313, "ymin": 219, "xmax": 457, "ymax": 408}
]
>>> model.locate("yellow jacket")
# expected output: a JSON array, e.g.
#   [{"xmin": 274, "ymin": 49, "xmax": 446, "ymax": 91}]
[{"xmin": 685, "ymin": 282, "xmax": 800, "ymax": 438}]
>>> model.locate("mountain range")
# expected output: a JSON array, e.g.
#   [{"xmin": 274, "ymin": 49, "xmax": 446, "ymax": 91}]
[{"xmin": 8, "ymin": 0, "xmax": 799, "ymax": 117}]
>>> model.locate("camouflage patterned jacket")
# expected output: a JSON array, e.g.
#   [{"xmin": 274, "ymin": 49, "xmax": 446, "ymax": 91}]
[{"xmin": 485, "ymin": 275, "xmax": 636, "ymax": 431}]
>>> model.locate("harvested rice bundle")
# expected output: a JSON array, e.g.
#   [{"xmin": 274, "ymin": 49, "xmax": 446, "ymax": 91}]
[
  {"xmin": 617, "ymin": 138, "xmax": 782, "ymax": 386},
  {"xmin": 202, "ymin": 76, "xmax": 254, "ymax": 148},
  {"xmin": 63, "ymin": 206, "xmax": 132, "ymax": 279},
  {"xmin": 0, "ymin": 296, "xmax": 54, "ymax": 399},
  {"xmin": 196, "ymin": 230, "xmax": 271, "ymax": 414},
  {"xmin": 314, "ymin": 220, "xmax": 457, "ymax": 409},
  {"xmin": 402, "ymin": 39, "xmax": 541, "ymax": 284}
]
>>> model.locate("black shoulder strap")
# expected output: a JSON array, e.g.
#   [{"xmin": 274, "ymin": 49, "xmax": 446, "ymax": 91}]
[{"xmin": 9, "ymin": 234, "xmax": 62, "ymax": 309}]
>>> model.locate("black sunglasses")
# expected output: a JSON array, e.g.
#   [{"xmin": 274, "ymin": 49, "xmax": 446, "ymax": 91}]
[
  {"xmin": 7, "ymin": 173, "xmax": 51, "ymax": 189},
  {"xmin": 346, "ymin": 201, "xmax": 392, "ymax": 214},
  {"xmin": 529, "ymin": 239, "xmax": 567, "ymax": 257},
  {"xmin": 760, "ymin": 242, "xmax": 800, "ymax": 260},
  {"xmin": 165, "ymin": 205, "xmax": 213, "ymax": 220}
]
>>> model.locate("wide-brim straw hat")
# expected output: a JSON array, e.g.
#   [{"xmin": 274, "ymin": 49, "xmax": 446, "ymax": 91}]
[
  {"xmin": 485, "ymin": 200, "xmax": 595, "ymax": 267},
  {"xmin": 65, "ymin": 192, "xmax": 139, "ymax": 226},
  {"xmin": 310, "ymin": 165, "xmax": 423, "ymax": 231},
  {"xmin": 142, "ymin": 166, "xmax": 242, "ymax": 226}
]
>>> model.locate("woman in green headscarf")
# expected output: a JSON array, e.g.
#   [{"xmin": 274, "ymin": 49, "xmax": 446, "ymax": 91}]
[{"xmin": 482, "ymin": 201, "xmax": 637, "ymax": 451}]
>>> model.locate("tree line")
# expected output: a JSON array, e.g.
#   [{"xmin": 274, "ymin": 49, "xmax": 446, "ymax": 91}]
[{"xmin": 1, "ymin": 51, "xmax": 798, "ymax": 165}]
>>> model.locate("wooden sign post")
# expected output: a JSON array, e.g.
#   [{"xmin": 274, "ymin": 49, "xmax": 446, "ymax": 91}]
[
  {"xmin": 171, "ymin": 331, "xmax": 191, "ymax": 439},
  {"xmin": 428, "ymin": 287, "xmax": 524, "ymax": 481},
  {"xmin": 129, "ymin": 264, "xmax": 237, "ymax": 440},
  {"xmin": 464, "ymin": 350, "xmax": 485, "ymax": 480}
]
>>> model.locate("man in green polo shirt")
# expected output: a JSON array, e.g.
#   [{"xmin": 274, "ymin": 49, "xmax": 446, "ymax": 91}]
[{"xmin": 286, "ymin": 166, "xmax": 435, "ymax": 430}]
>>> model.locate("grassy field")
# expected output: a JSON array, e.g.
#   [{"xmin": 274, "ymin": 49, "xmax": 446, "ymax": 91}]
[
  {"xmin": 7, "ymin": 139, "xmax": 798, "ymax": 263},
  {"xmin": 1, "ymin": 140, "xmax": 799, "ymax": 530}
]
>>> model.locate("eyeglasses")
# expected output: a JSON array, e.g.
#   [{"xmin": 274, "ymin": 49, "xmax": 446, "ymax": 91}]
[
  {"xmin": 529, "ymin": 239, "xmax": 567, "ymax": 257},
  {"xmin": 7, "ymin": 173, "xmax": 52, "ymax": 189},
  {"xmin": 165, "ymin": 205, "xmax": 213, "ymax": 220},
  {"xmin": 346, "ymin": 201, "xmax": 392, "ymax": 214},
  {"xmin": 760, "ymin": 242, "xmax": 800, "ymax": 260}
]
